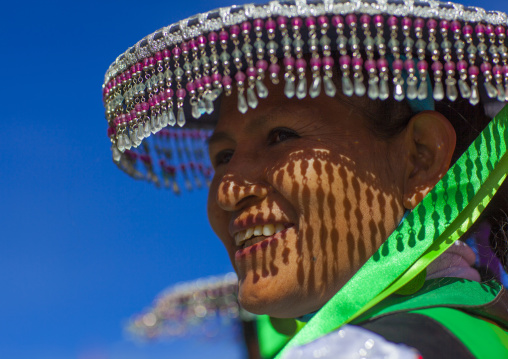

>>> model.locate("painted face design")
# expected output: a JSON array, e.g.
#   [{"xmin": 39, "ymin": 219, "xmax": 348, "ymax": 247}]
[{"xmin": 207, "ymin": 84, "xmax": 408, "ymax": 318}]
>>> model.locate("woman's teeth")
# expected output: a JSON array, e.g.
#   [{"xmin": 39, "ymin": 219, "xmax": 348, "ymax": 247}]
[{"xmin": 235, "ymin": 223, "xmax": 286, "ymax": 246}]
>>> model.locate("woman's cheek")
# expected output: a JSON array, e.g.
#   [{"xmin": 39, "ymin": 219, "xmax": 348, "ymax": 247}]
[{"xmin": 207, "ymin": 183, "xmax": 233, "ymax": 251}]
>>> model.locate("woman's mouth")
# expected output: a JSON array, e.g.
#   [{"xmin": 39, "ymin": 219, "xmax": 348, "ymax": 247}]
[{"xmin": 234, "ymin": 223, "xmax": 292, "ymax": 249}]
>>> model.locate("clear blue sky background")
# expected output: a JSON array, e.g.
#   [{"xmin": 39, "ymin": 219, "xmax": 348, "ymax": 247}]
[{"xmin": 1, "ymin": 1, "xmax": 507, "ymax": 358}]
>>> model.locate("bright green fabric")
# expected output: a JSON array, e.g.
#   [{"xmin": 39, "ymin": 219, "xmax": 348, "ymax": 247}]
[
  {"xmin": 410, "ymin": 307, "xmax": 508, "ymax": 358},
  {"xmin": 262, "ymin": 279, "xmax": 506, "ymax": 357},
  {"xmin": 257, "ymin": 315, "xmax": 291, "ymax": 359},
  {"xmin": 353, "ymin": 278, "xmax": 503, "ymax": 324},
  {"xmin": 275, "ymin": 105, "xmax": 508, "ymax": 358}
]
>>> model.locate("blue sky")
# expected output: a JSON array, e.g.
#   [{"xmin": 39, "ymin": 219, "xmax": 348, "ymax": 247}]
[{"xmin": 1, "ymin": 0, "xmax": 507, "ymax": 358}]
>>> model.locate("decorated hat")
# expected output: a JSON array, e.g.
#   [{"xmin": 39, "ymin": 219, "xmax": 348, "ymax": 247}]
[{"xmin": 102, "ymin": 0, "xmax": 508, "ymax": 193}]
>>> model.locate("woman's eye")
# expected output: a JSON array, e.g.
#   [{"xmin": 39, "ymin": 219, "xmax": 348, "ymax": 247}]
[
  {"xmin": 269, "ymin": 127, "xmax": 299, "ymax": 144},
  {"xmin": 214, "ymin": 150, "xmax": 234, "ymax": 166}
]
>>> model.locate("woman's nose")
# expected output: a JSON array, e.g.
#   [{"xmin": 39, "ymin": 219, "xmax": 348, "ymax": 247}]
[{"xmin": 215, "ymin": 160, "xmax": 269, "ymax": 212}]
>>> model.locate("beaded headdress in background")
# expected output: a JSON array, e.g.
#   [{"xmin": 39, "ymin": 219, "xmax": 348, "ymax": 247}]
[
  {"xmin": 127, "ymin": 273, "xmax": 252, "ymax": 340},
  {"xmin": 102, "ymin": 0, "xmax": 508, "ymax": 193}
]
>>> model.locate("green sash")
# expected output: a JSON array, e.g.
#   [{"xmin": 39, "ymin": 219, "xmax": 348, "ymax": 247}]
[
  {"xmin": 352, "ymin": 278, "xmax": 506, "ymax": 325},
  {"xmin": 259, "ymin": 278, "xmax": 507, "ymax": 358}
]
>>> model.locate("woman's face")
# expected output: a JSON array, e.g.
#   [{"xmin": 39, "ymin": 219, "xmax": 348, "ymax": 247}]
[{"xmin": 207, "ymin": 84, "xmax": 408, "ymax": 318}]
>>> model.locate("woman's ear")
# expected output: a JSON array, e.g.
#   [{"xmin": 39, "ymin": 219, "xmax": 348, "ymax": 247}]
[{"xmin": 402, "ymin": 111, "xmax": 456, "ymax": 210}]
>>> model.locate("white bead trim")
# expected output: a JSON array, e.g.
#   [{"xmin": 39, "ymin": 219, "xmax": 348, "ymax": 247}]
[{"xmin": 103, "ymin": 0, "xmax": 508, "ymax": 85}]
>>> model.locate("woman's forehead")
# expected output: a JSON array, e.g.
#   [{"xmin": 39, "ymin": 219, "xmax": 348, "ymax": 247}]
[{"xmin": 215, "ymin": 81, "xmax": 375, "ymax": 133}]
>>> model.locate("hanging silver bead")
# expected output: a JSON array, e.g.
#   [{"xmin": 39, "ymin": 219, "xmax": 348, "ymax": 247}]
[
  {"xmin": 446, "ymin": 79, "xmax": 458, "ymax": 102},
  {"xmin": 117, "ymin": 135, "xmax": 125, "ymax": 152},
  {"xmin": 433, "ymin": 81, "xmax": 445, "ymax": 101},
  {"xmin": 470, "ymin": 85, "xmax": 480, "ymax": 105},
  {"xmin": 177, "ymin": 107, "xmax": 186, "ymax": 127},
  {"xmin": 406, "ymin": 78, "xmax": 418, "ymax": 100},
  {"xmin": 354, "ymin": 77, "xmax": 366, "ymax": 97},
  {"xmin": 323, "ymin": 76, "xmax": 337, "ymax": 97},
  {"xmin": 379, "ymin": 78, "xmax": 389, "ymax": 101},
  {"xmin": 191, "ymin": 101, "xmax": 202, "ymax": 119},
  {"xmin": 247, "ymin": 87, "xmax": 259, "ymax": 109},
  {"xmin": 168, "ymin": 109, "xmax": 176, "ymax": 126},
  {"xmin": 123, "ymin": 134, "xmax": 132, "ymax": 151},
  {"xmin": 296, "ymin": 77, "xmax": 307, "ymax": 99},
  {"xmin": 197, "ymin": 98, "xmax": 207, "ymax": 115},
  {"xmin": 394, "ymin": 81, "xmax": 405, "ymax": 101},
  {"xmin": 204, "ymin": 98, "xmax": 214, "ymax": 114},
  {"xmin": 284, "ymin": 76, "xmax": 296, "ymax": 98},
  {"xmin": 237, "ymin": 91, "xmax": 248, "ymax": 114},
  {"xmin": 309, "ymin": 76, "xmax": 322, "ymax": 99},
  {"xmin": 256, "ymin": 80, "xmax": 268, "ymax": 99},
  {"xmin": 458, "ymin": 79, "xmax": 471, "ymax": 99},
  {"xmin": 112, "ymin": 145, "xmax": 122, "ymax": 162},
  {"xmin": 144, "ymin": 121, "xmax": 151, "ymax": 137},
  {"xmin": 484, "ymin": 81, "xmax": 498, "ymax": 99},
  {"xmin": 367, "ymin": 78, "xmax": 379, "ymax": 100},
  {"xmin": 342, "ymin": 76, "xmax": 354, "ymax": 97}
]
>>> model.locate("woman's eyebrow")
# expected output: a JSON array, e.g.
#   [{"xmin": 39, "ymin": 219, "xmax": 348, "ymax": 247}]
[
  {"xmin": 246, "ymin": 113, "xmax": 271, "ymax": 132},
  {"xmin": 207, "ymin": 131, "xmax": 232, "ymax": 146},
  {"xmin": 208, "ymin": 113, "xmax": 272, "ymax": 147}
]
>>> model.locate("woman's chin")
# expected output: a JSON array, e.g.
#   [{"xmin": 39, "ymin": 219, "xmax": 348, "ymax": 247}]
[
  {"xmin": 237, "ymin": 278, "xmax": 319, "ymax": 318},
  {"xmin": 238, "ymin": 293, "xmax": 297, "ymax": 318},
  {"xmin": 237, "ymin": 282, "xmax": 286, "ymax": 317}
]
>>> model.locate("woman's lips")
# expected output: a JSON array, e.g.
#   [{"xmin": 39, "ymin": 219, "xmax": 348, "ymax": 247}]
[
  {"xmin": 234, "ymin": 223, "xmax": 288, "ymax": 247},
  {"xmin": 234, "ymin": 225, "xmax": 294, "ymax": 258}
]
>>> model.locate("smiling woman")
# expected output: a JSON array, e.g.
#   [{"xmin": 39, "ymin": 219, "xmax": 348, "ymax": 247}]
[
  {"xmin": 102, "ymin": 1, "xmax": 508, "ymax": 358},
  {"xmin": 208, "ymin": 81, "xmax": 426, "ymax": 318}
]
